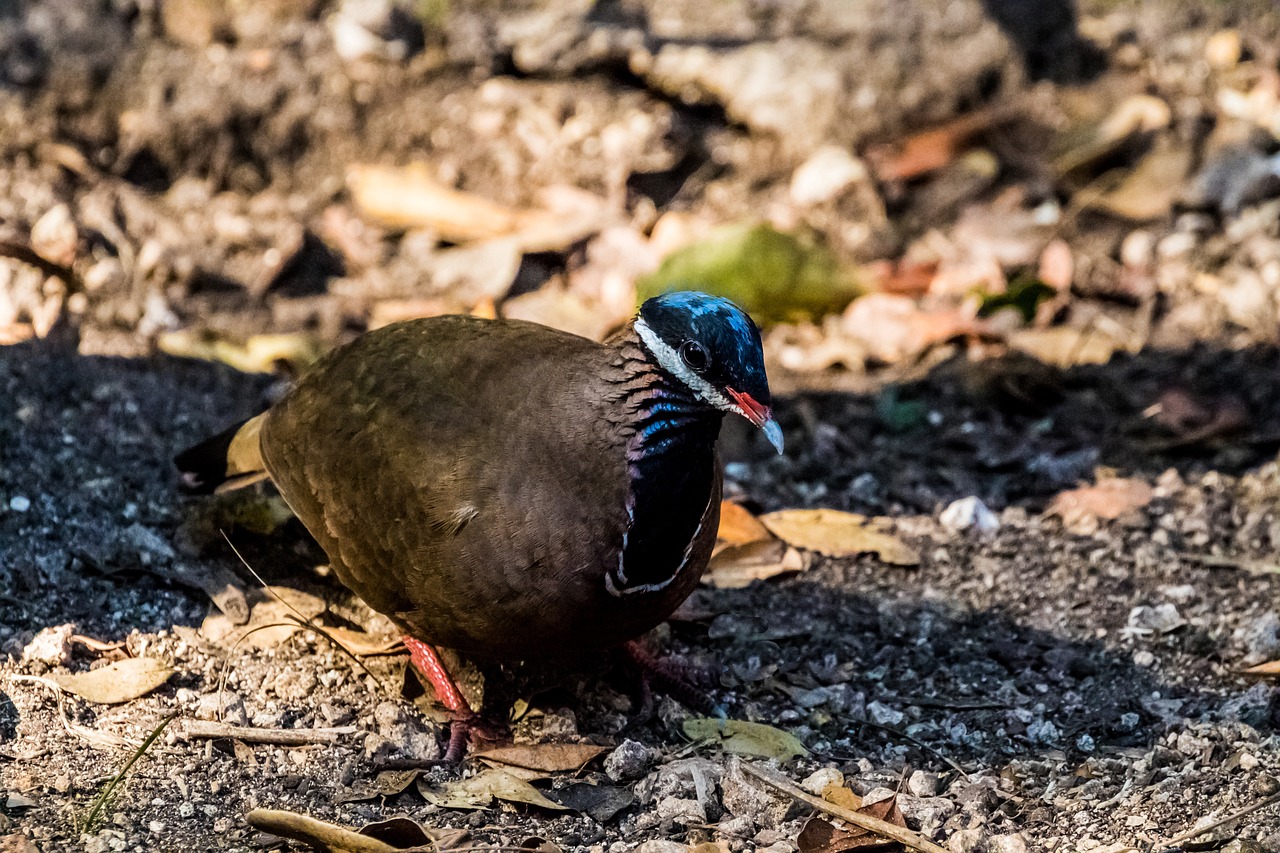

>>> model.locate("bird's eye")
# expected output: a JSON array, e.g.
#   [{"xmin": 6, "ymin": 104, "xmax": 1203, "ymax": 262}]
[{"xmin": 680, "ymin": 341, "xmax": 710, "ymax": 372}]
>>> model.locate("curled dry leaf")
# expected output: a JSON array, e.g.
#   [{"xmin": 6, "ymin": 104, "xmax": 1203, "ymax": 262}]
[
  {"xmin": 705, "ymin": 540, "xmax": 808, "ymax": 589},
  {"xmin": 335, "ymin": 769, "xmax": 420, "ymax": 804},
  {"xmin": 1243, "ymin": 660, "xmax": 1280, "ymax": 677},
  {"xmin": 476, "ymin": 743, "xmax": 608, "ymax": 773},
  {"xmin": 1047, "ymin": 478, "xmax": 1154, "ymax": 534},
  {"xmin": 201, "ymin": 587, "xmax": 327, "ymax": 650},
  {"xmin": 759, "ymin": 509, "xmax": 920, "ymax": 566},
  {"xmin": 797, "ymin": 794, "xmax": 910, "ymax": 853},
  {"xmin": 683, "ymin": 718, "xmax": 808, "ymax": 761},
  {"xmin": 247, "ymin": 808, "xmax": 459, "ymax": 852},
  {"xmin": 715, "ymin": 500, "xmax": 774, "ymax": 547},
  {"xmin": 417, "ymin": 768, "xmax": 569, "ymax": 811},
  {"xmin": 49, "ymin": 657, "xmax": 173, "ymax": 705},
  {"xmin": 542, "ymin": 782, "xmax": 635, "ymax": 823}
]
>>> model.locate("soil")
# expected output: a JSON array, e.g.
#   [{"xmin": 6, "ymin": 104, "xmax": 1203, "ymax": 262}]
[{"xmin": 3, "ymin": 1, "xmax": 1280, "ymax": 852}]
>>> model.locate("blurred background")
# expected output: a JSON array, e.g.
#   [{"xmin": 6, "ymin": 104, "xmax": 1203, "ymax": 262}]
[{"xmin": 1, "ymin": 0, "xmax": 1278, "ymax": 385}]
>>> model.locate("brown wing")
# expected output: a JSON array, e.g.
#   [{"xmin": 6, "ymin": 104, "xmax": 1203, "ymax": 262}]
[{"xmin": 258, "ymin": 316, "xmax": 633, "ymax": 657}]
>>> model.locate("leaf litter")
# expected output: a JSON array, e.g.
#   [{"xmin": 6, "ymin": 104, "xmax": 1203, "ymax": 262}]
[
  {"xmin": 682, "ymin": 718, "xmax": 808, "ymax": 761},
  {"xmin": 49, "ymin": 657, "xmax": 172, "ymax": 705}
]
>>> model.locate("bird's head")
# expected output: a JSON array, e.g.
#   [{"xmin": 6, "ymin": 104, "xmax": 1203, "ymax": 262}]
[{"xmin": 635, "ymin": 291, "xmax": 783, "ymax": 454}]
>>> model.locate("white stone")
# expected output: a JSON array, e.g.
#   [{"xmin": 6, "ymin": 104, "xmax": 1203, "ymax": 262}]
[
  {"xmin": 940, "ymin": 496, "xmax": 1000, "ymax": 534},
  {"xmin": 789, "ymin": 145, "xmax": 867, "ymax": 207},
  {"xmin": 801, "ymin": 767, "xmax": 844, "ymax": 796}
]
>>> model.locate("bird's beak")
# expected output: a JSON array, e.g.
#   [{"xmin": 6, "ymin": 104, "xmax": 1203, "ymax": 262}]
[{"xmin": 726, "ymin": 388, "xmax": 785, "ymax": 455}]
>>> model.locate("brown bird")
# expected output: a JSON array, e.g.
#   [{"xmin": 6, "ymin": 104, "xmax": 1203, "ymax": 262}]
[{"xmin": 176, "ymin": 291, "xmax": 782, "ymax": 760}]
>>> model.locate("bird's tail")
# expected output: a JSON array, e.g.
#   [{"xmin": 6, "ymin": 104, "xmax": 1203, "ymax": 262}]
[{"xmin": 174, "ymin": 413, "xmax": 270, "ymax": 494}]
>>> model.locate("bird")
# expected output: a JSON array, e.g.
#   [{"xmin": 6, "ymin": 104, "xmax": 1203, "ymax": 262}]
[{"xmin": 175, "ymin": 290, "xmax": 783, "ymax": 761}]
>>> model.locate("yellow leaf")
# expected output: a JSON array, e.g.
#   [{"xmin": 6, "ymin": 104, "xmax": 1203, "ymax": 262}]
[
  {"xmin": 683, "ymin": 718, "xmax": 808, "ymax": 761},
  {"xmin": 50, "ymin": 658, "xmax": 173, "ymax": 705},
  {"xmin": 759, "ymin": 509, "xmax": 920, "ymax": 566},
  {"xmin": 715, "ymin": 501, "xmax": 774, "ymax": 547},
  {"xmin": 704, "ymin": 540, "xmax": 807, "ymax": 589}
]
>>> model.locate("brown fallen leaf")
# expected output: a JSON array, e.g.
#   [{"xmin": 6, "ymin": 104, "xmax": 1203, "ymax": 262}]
[
  {"xmin": 759, "ymin": 509, "xmax": 920, "ymax": 566},
  {"xmin": 248, "ymin": 808, "xmax": 462, "ymax": 852},
  {"xmin": 1047, "ymin": 478, "xmax": 1154, "ymax": 534},
  {"xmin": 156, "ymin": 331, "xmax": 323, "ymax": 376},
  {"xmin": 868, "ymin": 106, "xmax": 1018, "ymax": 182},
  {"xmin": 49, "ymin": 657, "xmax": 173, "ymax": 705},
  {"xmin": 476, "ymin": 743, "xmax": 608, "ymax": 773},
  {"xmin": 201, "ymin": 587, "xmax": 327, "ymax": 650},
  {"xmin": 841, "ymin": 294, "xmax": 987, "ymax": 364},
  {"xmin": 417, "ymin": 768, "xmax": 569, "ymax": 811},
  {"xmin": 1083, "ymin": 140, "xmax": 1194, "ymax": 221},
  {"xmin": 715, "ymin": 500, "xmax": 774, "ymax": 548},
  {"xmin": 336, "ymin": 769, "xmax": 420, "ymax": 804},
  {"xmin": 704, "ymin": 540, "xmax": 808, "ymax": 589},
  {"xmin": 683, "ymin": 718, "xmax": 808, "ymax": 761},
  {"xmin": 1143, "ymin": 389, "xmax": 1250, "ymax": 450},
  {"xmin": 319, "ymin": 625, "xmax": 404, "ymax": 656},
  {"xmin": 797, "ymin": 793, "xmax": 910, "ymax": 852},
  {"xmin": 822, "ymin": 784, "xmax": 863, "ymax": 811},
  {"xmin": 346, "ymin": 164, "xmax": 609, "ymax": 252}
]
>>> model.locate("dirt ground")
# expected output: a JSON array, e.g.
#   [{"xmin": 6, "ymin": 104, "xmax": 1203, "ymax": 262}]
[{"xmin": 5, "ymin": 0, "xmax": 1280, "ymax": 851}]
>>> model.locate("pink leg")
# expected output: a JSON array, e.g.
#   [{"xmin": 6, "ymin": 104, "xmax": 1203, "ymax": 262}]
[
  {"xmin": 623, "ymin": 640, "xmax": 721, "ymax": 717},
  {"xmin": 404, "ymin": 635, "xmax": 475, "ymax": 763}
]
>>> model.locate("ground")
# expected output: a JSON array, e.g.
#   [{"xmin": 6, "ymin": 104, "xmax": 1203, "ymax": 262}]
[{"xmin": 3, "ymin": 0, "xmax": 1280, "ymax": 851}]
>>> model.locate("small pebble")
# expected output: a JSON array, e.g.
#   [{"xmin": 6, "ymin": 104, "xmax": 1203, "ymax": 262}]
[
  {"xmin": 9, "ymin": 495, "xmax": 30, "ymax": 512},
  {"xmin": 605, "ymin": 739, "xmax": 653, "ymax": 782}
]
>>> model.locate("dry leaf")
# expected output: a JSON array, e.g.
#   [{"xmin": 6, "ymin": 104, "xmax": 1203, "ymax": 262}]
[
  {"xmin": 156, "ymin": 331, "xmax": 323, "ymax": 375},
  {"xmin": 201, "ymin": 587, "xmax": 327, "ymax": 649},
  {"xmin": 49, "ymin": 657, "xmax": 173, "ymax": 705},
  {"xmin": 682, "ymin": 718, "xmax": 808, "ymax": 761},
  {"xmin": 417, "ymin": 768, "xmax": 569, "ymax": 811},
  {"xmin": 841, "ymin": 294, "xmax": 986, "ymax": 364},
  {"xmin": 319, "ymin": 626, "xmax": 403, "ymax": 656},
  {"xmin": 0, "ymin": 834, "xmax": 39, "ymax": 853},
  {"xmin": 704, "ymin": 540, "xmax": 808, "ymax": 589},
  {"xmin": 868, "ymin": 106, "xmax": 1016, "ymax": 182},
  {"xmin": 336, "ymin": 769, "xmax": 420, "ymax": 803},
  {"xmin": 346, "ymin": 164, "xmax": 607, "ymax": 252},
  {"xmin": 1047, "ymin": 478, "xmax": 1154, "ymax": 534},
  {"xmin": 476, "ymin": 743, "xmax": 607, "ymax": 773},
  {"xmin": 759, "ymin": 509, "xmax": 920, "ymax": 566},
  {"xmin": 796, "ymin": 795, "xmax": 910, "ymax": 853},
  {"xmin": 1085, "ymin": 142, "xmax": 1193, "ymax": 221},
  {"xmin": 715, "ymin": 501, "xmax": 774, "ymax": 547},
  {"xmin": 542, "ymin": 782, "xmax": 635, "ymax": 822},
  {"xmin": 1008, "ymin": 327, "xmax": 1120, "ymax": 367},
  {"xmin": 822, "ymin": 784, "xmax": 863, "ymax": 811},
  {"xmin": 247, "ymin": 808, "xmax": 459, "ymax": 852}
]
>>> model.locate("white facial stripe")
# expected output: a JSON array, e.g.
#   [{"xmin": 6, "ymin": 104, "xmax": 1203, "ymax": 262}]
[{"xmin": 634, "ymin": 318, "xmax": 740, "ymax": 415}]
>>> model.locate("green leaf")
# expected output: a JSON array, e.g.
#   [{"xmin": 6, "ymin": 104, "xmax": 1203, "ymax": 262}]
[
  {"xmin": 637, "ymin": 222, "xmax": 862, "ymax": 324},
  {"xmin": 683, "ymin": 718, "xmax": 808, "ymax": 761}
]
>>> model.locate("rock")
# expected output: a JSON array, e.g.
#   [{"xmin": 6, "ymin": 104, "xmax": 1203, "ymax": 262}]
[
  {"xmin": 907, "ymin": 770, "xmax": 941, "ymax": 798},
  {"xmin": 634, "ymin": 39, "xmax": 842, "ymax": 154},
  {"xmin": 801, "ymin": 767, "xmax": 844, "ymax": 796},
  {"xmin": 638, "ymin": 758, "xmax": 721, "ymax": 822},
  {"xmin": 867, "ymin": 701, "xmax": 904, "ymax": 726},
  {"xmin": 1243, "ymin": 612, "xmax": 1280, "ymax": 665},
  {"xmin": 656, "ymin": 796, "xmax": 705, "ymax": 826},
  {"xmin": 988, "ymin": 834, "xmax": 1028, "ymax": 853},
  {"xmin": 1127, "ymin": 603, "xmax": 1186, "ymax": 634},
  {"xmin": 720, "ymin": 758, "xmax": 791, "ymax": 829},
  {"xmin": 123, "ymin": 523, "xmax": 178, "ymax": 567},
  {"xmin": 605, "ymin": 739, "xmax": 654, "ymax": 782},
  {"xmin": 194, "ymin": 691, "xmax": 248, "ymax": 726},
  {"xmin": 371, "ymin": 701, "xmax": 441, "ymax": 762},
  {"xmin": 897, "ymin": 794, "xmax": 956, "ymax": 831},
  {"xmin": 30, "ymin": 204, "xmax": 78, "ymax": 267},
  {"xmin": 956, "ymin": 779, "xmax": 999, "ymax": 816},
  {"xmin": 21, "ymin": 624, "xmax": 73, "ymax": 666},
  {"xmin": 940, "ymin": 497, "xmax": 1000, "ymax": 534},
  {"xmin": 329, "ymin": 0, "xmax": 424, "ymax": 62},
  {"xmin": 949, "ymin": 828, "xmax": 989, "ymax": 853},
  {"xmin": 789, "ymin": 146, "xmax": 868, "ymax": 207}
]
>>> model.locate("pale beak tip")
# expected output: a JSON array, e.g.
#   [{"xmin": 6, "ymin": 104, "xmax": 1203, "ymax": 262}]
[{"xmin": 762, "ymin": 418, "xmax": 785, "ymax": 455}]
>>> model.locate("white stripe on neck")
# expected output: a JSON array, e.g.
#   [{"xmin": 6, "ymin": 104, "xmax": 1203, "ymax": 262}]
[{"xmin": 634, "ymin": 317, "xmax": 734, "ymax": 413}]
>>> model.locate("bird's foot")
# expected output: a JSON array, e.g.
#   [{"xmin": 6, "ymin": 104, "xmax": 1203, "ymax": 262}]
[
  {"xmin": 403, "ymin": 635, "xmax": 499, "ymax": 763},
  {"xmin": 622, "ymin": 640, "xmax": 723, "ymax": 719}
]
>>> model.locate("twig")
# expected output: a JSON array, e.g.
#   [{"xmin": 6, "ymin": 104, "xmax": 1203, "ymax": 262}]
[
  {"xmin": 1160, "ymin": 791, "xmax": 1280, "ymax": 847},
  {"xmin": 848, "ymin": 718, "xmax": 973, "ymax": 781},
  {"xmin": 1180, "ymin": 551, "xmax": 1280, "ymax": 576},
  {"xmin": 82, "ymin": 712, "xmax": 179, "ymax": 832},
  {"xmin": 741, "ymin": 762, "xmax": 949, "ymax": 853},
  {"xmin": 247, "ymin": 809, "xmax": 410, "ymax": 853},
  {"xmin": 182, "ymin": 720, "xmax": 356, "ymax": 745}
]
